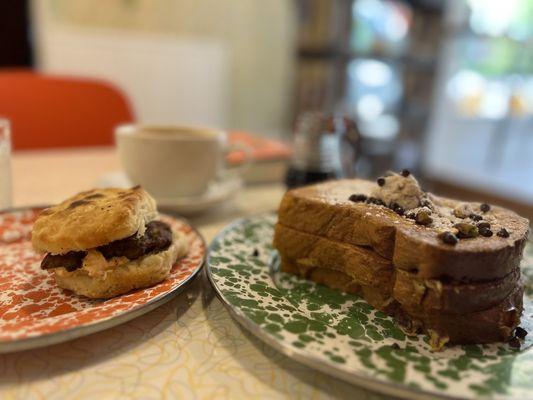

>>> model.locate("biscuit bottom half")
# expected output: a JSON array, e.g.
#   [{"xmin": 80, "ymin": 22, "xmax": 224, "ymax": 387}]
[{"xmin": 53, "ymin": 233, "xmax": 188, "ymax": 299}]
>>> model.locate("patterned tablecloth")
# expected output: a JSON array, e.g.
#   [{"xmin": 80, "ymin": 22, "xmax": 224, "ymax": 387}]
[
  {"xmin": 2, "ymin": 148, "xmax": 395, "ymax": 399},
  {"xmin": 1, "ymin": 271, "xmax": 394, "ymax": 399}
]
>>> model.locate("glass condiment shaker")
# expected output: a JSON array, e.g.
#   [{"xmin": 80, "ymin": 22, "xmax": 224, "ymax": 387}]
[{"xmin": 285, "ymin": 111, "xmax": 359, "ymax": 189}]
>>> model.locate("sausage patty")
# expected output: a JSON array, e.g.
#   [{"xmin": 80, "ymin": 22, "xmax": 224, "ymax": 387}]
[{"xmin": 41, "ymin": 221, "xmax": 173, "ymax": 271}]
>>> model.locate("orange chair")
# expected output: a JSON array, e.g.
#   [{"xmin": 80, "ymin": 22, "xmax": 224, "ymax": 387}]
[{"xmin": 0, "ymin": 70, "xmax": 134, "ymax": 150}]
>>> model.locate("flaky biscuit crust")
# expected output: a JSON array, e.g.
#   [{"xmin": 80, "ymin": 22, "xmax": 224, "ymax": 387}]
[{"xmin": 32, "ymin": 186, "xmax": 157, "ymax": 254}]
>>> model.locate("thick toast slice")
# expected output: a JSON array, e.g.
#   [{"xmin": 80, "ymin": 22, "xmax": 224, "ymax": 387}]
[
  {"xmin": 280, "ymin": 257, "xmax": 396, "ymax": 312},
  {"xmin": 404, "ymin": 285, "xmax": 523, "ymax": 346},
  {"xmin": 394, "ymin": 267, "xmax": 520, "ymax": 315},
  {"xmin": 276, "ymin": 223, "xmax": 521, "ymax": 315},
  {"xmin": 273, "ymin": 223, "xmax": 394, "ymax": 289},
  {"xmin": 280, "ymin": 257, "xmax": 523, "ymax": 346},
  {"xmin": 278, "ymin": 179, "xmax": 529, "ymax": 281}
]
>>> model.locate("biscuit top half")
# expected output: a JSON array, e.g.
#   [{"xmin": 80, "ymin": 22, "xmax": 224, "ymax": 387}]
[{"xmin": 32, "ymin": 186, "xmax": 158, "ymax": 254}]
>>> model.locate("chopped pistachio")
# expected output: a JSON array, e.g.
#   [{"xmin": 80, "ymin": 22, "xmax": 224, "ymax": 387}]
[
  {"xmin": 428, "ymin": 329, "xmax": 450, "ymax": 351},
  {"xmin": 453, "ymin": 203, "xmax": 474, "ymax": 219},
  {"xmin": 454, "ymin": 223, "xmax": 479, "ymax": 238},
  {"xmin": 415, "ymin": 209, "xmax": 433, "ymax": 226}
]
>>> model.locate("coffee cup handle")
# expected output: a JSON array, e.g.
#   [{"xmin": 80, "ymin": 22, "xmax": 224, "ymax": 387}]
[{"xmin": 221, "ymin": 141, "xmax": 254, "ymax": 181}]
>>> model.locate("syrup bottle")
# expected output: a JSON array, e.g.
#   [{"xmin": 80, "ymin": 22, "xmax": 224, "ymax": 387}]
[{"xmin": 285, "ymin": 111, "xmax": 358, "ymax": 189}]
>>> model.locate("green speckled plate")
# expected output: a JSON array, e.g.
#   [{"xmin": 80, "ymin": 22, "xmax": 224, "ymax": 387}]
[{"xmin": 206, "ymin": 214, "xmax": 533, "ymax": 400}]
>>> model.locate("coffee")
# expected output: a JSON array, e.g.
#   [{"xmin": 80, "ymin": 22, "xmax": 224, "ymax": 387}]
[
  {"xmin": 115, "ymin": 124, "xmax": 247, "ymax": 198},
  {"xmin": 134, "ymin": 126, "xmax": 216, "ymax": 139}
]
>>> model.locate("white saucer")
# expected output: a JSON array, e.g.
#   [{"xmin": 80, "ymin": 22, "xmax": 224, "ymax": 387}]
[{"xmin": 98, "ymin": 171, "xmax": 242, "ymax": 216}]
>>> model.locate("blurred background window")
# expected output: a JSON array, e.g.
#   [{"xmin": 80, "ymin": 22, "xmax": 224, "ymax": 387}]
[
  {"xmin": 0, "ymin": 0, "xmax": 530, "ymax": 217},
  {"xmin": 295, "ymin": 0, "xmax": 442, "ymax": 177},
  {"xmin": 424, "ymin": 0, "xmax": 533, "ymax": 211},
  {"xmin": 350, "ymin": 0, "xmax": 411, "ymax": 55}
]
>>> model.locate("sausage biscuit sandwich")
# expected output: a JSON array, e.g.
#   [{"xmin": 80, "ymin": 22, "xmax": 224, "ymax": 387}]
[{"xmin": 32, "ymin": 186, "xmax": 187, "ymax": 299}]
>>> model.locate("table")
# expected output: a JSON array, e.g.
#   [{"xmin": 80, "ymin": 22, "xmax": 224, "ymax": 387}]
[{"xmin": 2, "ymin": 147, "xmax": 394, "ymax": 399}]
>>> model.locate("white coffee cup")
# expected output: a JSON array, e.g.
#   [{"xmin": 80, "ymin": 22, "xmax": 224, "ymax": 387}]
[{"xmin": 115, "ymin": 125, "xmax": 250, "ymax": 198}]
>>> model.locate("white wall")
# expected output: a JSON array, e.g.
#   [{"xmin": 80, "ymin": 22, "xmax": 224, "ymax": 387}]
[
  {"xmin": 31, "ymin": 0, "xmax": 297, "ymax": 135},
  {"xmin": 36, "ymin": 26, "xmax": 230, "ymax": 127}
]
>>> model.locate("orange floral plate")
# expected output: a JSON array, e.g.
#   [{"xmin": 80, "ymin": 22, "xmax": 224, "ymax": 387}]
[{"xmin": 0, "ymin": 207, "xmax": 205, "ymax": 353}]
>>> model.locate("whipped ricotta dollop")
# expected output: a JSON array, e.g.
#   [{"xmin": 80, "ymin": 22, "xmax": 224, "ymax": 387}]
[
  {"xmin": 371, "ymin": 173, "xmax": 423, "ymax": 210},
  {"xmin": 366, "ymin": 171, "xmax": 504, "ymax": 241}
]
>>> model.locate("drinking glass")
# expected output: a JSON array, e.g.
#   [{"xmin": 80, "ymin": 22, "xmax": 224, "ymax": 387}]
[{"xmin": 0, "ymin": 119, "xmax": 12, "ymax": 209}]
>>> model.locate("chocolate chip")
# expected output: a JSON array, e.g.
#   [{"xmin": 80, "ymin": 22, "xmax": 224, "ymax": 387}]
[
  {"xmin": 415, "ymin": 210, "xmax": 432, "ymax": 226},
  {"xmin": 400, "ymin": 169, "xmax": 410, "ymax": 177},
  {"xmin": 439, "ymin": 231, "xmax": 458, "ymax": 245},
  {"xmin": 515, "ymin": 326, "xmax": 528, "ymax": 339},
  {"xmin": 367, "ymin": 197, "xmax": 386, "ymax": 206},
  {"xmin": 252, "ymin": 248, "xmax": 259, "ymax": 257},
  {"xmin": 469, "ymin": 213, "xmax": 482, "ymax": 222},
  {"xmin": 390, "ymin": 343, "xmax": 401, "ymax": 350},
  {"xmin": 391, "ymin": 203, "xmax": 405, "ymax": 216},
  {"xmin": 479, "ymin": 227, "xmax": 493, "ymax": 237},
  {"xmin": 497, "ymin": 228, "xmax": 510, "ymax": 238},
  {"xmin": 349, "ymin": 194, "xmax": 367, "ymax": 203},
  {"xmin": 508, "ymin": 336, "xmax": 521, "ymax": 349},
  {"xmin": 454, "ymin": 223, "xmax": 479, "ymax": 238},
  {"xmin": 477, "ymin": 222, "xmax": 491, "ymax": 230},
  {"xmin": 377, "ymin": 177, "xmax": 386, "ymax": 187},
  {"xmin": 406, "ymin": 212, "xmax": 416, "ymax": 220},
  {"xmin": 480, "ymin": 203, "xmax": 491, "ymax": 213}
]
